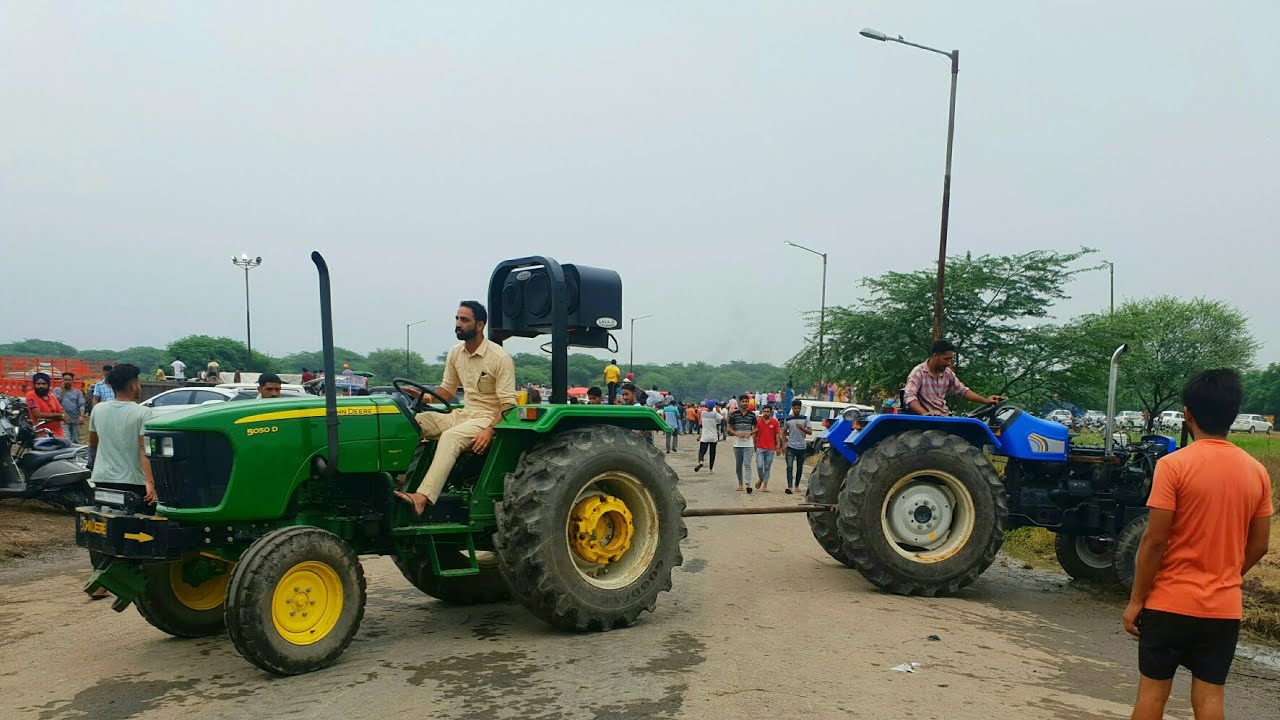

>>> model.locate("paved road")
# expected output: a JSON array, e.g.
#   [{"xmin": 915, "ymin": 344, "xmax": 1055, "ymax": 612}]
[{"xmin": 2, "ymin": 442, "xmax": 1277, "ymax": 719}]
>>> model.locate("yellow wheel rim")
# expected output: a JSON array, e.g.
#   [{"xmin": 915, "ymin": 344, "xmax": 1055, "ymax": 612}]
[
  {"xmin": 169, "ymin": 557, "xmax": 232, "ymax": 611},
  {"xmin": 568, "ymin": 494, "xmax": 635, "ymax": 565},
  {"xmin": 271, "ymin": 561, "xmax": 344, "ymax": 646}
]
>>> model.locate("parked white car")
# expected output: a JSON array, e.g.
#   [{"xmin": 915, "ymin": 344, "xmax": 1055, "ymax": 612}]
[
  {"xmin": 1114, "ymin": 411, "xmax": 1145, "ymax": 430},
  {"xmin": 1230, "ymin": 414, "xmax": 1273, "ymax": 434},
  {"xmin": 142, "ymin": 386, "xmax": 305, "ymax": 415},
  {"xmin": 799, "ymin": 399, "xmax": 874, "ymax": 450},
  {"xmin": 1044, "ymin": 409, "xmax": 1074, "ymax": 427},
  {"xmin": 1156, "ymin": 411, "xmax": 1184, "ymax": 432}
]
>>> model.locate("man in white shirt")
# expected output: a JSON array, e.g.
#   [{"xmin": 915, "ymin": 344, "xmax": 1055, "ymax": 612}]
[{"xmin": 170, "ymin": 357, "xmax": 186, "ymax": 381}]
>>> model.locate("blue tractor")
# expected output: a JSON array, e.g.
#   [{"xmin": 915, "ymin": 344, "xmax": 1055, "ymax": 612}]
[{"xmin": 806, "ymin": 345, "xmax": 1177, "ymax": 595}]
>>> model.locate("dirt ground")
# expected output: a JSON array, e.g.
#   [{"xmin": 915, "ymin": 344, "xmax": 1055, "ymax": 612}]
[
  {"xmin": 2, "ymin": 443, "xmax": 1279, "ymax": 720},
  {"xmin": 0, "ymin": 500, "xmax": 74, "ymax": 560}
]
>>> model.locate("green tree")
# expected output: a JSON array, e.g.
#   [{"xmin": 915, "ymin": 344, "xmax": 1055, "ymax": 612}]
[
  {"xmin": 277, "ymin": 347, "xmax": 368, "ymax": 374},
  {"xmin": 1067, "ymin": 297, "xmax": 1258, "ymax": 428},
  {"xmin": 0, "ymin": 338, "xmax": 78, "ymax": 357},
  {"xmin": 787, "ymin": 248, "xmax": 1098, "ymax": 404},
  {"xmin": 166, "ymin": 335, "xmax": 277, "ymax": 373},
  {"xmin": 1243, "ymin": 364, "xmax": 1280, "ymax": 416},
  {"xmin": 362, "ymin": 348, "xmax": 443, "ymax": 386}
]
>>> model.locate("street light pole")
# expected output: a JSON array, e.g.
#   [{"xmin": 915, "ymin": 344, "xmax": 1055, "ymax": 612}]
[
  {"xmin": 629, "ymin": 314, "xmax": 655, "ymax": 375},
  {"xmin": 405, "ymin": 319, "xmax": 428, "ymax": 377},
  {"xmin": 861, "ymin": 27, "xmax": 959, "ymax": 341},
  {"xmin": 1104, "ymin": 261, "xmax": 1115, "ymax": 314},
  {"xmin": 231, "ymin": 254, "xmax": 263, "ymax": 370},
  {"xmin": 784, "ymin": 241, "xmax": 828, "ymax": 373}
]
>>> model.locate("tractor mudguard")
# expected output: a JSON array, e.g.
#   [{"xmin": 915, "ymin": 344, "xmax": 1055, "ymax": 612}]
[
  {"xmin": 826, "ymin": 414, "xmax": 1002, "ymax": 464},
  {"xmin": 497, "ymin": 404, "xmax": 671, "ymax": 434}
]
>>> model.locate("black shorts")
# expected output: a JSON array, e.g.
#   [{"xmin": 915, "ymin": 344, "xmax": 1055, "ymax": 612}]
[{"xmin": 1138, "ymin": 609, "xmax": 1240, "ymax": 685}]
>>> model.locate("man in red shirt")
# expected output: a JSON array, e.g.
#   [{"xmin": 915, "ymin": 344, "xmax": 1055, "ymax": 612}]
[
  {"xmin": 1124, "ymin": 368, "xmax": 1272, "ymax": 720},
  {"xmin": 25, "ymin": 372, "xmax": 66, "ymax": 438},
  {"xmin": 753, "ymin": 405, "xmax": 782, "ymax": 491}
]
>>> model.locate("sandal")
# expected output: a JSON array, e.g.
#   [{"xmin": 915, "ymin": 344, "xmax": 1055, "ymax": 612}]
[{"xmin": 394, "ymin": 491, "xmax": 434, "ymax": 518}]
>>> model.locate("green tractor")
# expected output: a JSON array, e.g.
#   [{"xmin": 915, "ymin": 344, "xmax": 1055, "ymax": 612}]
[{"xmin": 77, "ymin": 253, "xmax": 686, "ymax": 675}]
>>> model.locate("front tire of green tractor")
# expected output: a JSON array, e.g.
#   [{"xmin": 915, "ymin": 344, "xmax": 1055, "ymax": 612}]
[
  {"xmin": 806, "ymin": 450, "xmax": 854, "ymax": 567},
  {"xmin": 224, "ymin": 526, "xmax": 366, "ymax": 675},
  {"xmin": 1054, "ymin": 534, "xmax": 1119, "ymax": 584},
  {"xmin": 494, "ymin": 425, "xmax": 686, "ymax": 631},
  {"xmin": 394, "ymin": 548, "xmax": 510, "ymax": 605},
  {"xmin": 1115, "ymin": 514, "xmax": 1149, "ymax": 590},
  {"xmin": 134, "ymin": 553, "xmax": 233, "ymax": 638},
  {"xmin": 837, "ymin": 430, "xmax": 1007, "ymax": 596}
]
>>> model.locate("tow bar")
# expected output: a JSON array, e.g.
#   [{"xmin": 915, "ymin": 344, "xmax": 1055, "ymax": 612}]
[{"xmin": 682, "ymin": 503, "xmax": 834, "ymax": 517}]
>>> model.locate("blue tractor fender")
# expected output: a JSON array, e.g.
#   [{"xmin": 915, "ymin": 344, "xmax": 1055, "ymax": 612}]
[{"xmin": 826, "ymin": 414, "xmax": 1003, "ymax": 465}]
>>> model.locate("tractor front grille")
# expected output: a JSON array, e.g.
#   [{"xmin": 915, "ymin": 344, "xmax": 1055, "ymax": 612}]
[{"xmin": 148, "ymin": 431, "xmax": 233, "ymax": 509}]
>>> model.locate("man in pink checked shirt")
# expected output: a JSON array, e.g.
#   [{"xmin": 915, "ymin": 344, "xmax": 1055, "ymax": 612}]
[{"xmin": 903, "ymin": 340, "xmax": 1005, "ymax": 416}]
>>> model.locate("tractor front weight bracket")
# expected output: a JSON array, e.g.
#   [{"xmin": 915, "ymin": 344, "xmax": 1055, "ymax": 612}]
[{"xmin": 85, "ymin": 559, "xmax": 148, "ymax": 613}]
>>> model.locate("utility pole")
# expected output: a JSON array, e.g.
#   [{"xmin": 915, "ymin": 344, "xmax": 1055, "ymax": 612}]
[{"xmin": 861, "ymin": 27, "xmax": 960, "ymax": 340}]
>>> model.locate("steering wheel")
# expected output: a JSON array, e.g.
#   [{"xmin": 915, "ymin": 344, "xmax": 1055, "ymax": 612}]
[
  {"xmin": 964, "ymin": 398, "xmax": 1010, "ymax": 422},
  {"xmin": 392, "ymin": 378, "xmax": 454, "ymax": 416}
]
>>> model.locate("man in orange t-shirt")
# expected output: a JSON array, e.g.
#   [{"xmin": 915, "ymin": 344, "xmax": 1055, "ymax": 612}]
[{"xmin": 1124, "ymin": 369, "xmax": 1272, "ymax": 720}]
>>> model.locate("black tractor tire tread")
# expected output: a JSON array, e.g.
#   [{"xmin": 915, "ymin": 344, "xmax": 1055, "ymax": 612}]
[
  {"xmin": 1115, "ymin": 514, "xmax": 1149, "ymax": 590},
  {"xmin": 1053, "ymin": 533, "xmax": 1119, "ymax": 584},
  {"xmin": 806, "ymin": 451, "xmax": 854, "ymax": 567},
  {"xmin": 837, "ymin": 430, "xmax": 1007, "ymax": 596},
  {"xmin": 224, "ymin": 526, "xmax": 366, "ymax": 675},
  {"xmin": 134, "ymin": 562, "xmax": 227, "ymax": 638},
  {"xmin": 494, "ymin": 425, "xmax": 686, "ymax": 632},
  {"xmin": 393, "ymin": 551, "xmax": 510, "ymax": 605}
]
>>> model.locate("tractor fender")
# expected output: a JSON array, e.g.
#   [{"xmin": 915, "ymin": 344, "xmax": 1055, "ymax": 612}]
[
  {"xmin": 827, "ymin": 414, "xmax": 1001, "ymax": 465},
  {"xmin": 500, "ymin": 405, "xmax": 673, "ymax": 434}
]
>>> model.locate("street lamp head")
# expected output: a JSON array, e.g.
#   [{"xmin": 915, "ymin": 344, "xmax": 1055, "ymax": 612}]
[
  {"xmin": 255, "ymin": 256, "xmax": 262, "ymax": 265},
  {"xmin": 860, "ymin": 27, "xmax": 889, "ymax": 41}
]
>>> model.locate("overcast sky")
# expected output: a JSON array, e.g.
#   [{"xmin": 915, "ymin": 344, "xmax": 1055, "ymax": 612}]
[{"xmin": 2, "ymin": 2, "xmax": 1276, "ymax": 368}]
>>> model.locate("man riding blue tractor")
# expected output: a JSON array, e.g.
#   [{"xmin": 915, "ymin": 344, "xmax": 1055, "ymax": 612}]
[{"xmin": 808, "ymin": 340, "xmax": 1173, "ymax": 594}]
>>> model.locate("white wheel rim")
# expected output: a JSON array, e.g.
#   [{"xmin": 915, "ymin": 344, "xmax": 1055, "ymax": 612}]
[
  {"xmin": 880, "ymin": 470, "xmax": 976, "ymax": 563},
  {"xmin": 566, "ymin": 471, "xmax": 659, "ymax": 590},
  {"xmin": 1073, "ymin": 536, "xmax": 1114, "ymax": 569}
]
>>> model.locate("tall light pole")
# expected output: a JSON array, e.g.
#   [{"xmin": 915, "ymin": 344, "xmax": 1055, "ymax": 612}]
[
  {"xmin": 629, "ymin": 314, "xmax": 655, "ymax": 375},
  {"xmin": 1100, "ymin": 261, "xmax": 1115, "ymax": 314},
  {"xmin": 861, "ymin": 27, "xmax": 958, "ymax": 342},
  {"xmin": 784, "ymin": 241, "xmax": 828, "ymax": 375},
  {"xmin": 231, "ymin": 254, "xmax": 262, "ymax": 370},
  {"xmin": 405, "ymin": 319, "xmax": 428, "ymax": 378}
]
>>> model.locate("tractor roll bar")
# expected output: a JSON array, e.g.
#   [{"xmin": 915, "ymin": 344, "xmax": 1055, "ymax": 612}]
[
  {"xmin": 1104, "ymin": 343, "xmax": 1129, "ymax": 457},
  {"xmin": 486, "ymin": 256, "xmax": 569, "ymax": 405},
  {"xmin": 311, "ymin": 251, "xmax": 340, "ymax": 477}
]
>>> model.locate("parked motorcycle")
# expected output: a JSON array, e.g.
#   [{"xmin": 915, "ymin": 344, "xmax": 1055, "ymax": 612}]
[{"xmin": 0, "ymin": 396, "xmax": 92, "ymax": 512}]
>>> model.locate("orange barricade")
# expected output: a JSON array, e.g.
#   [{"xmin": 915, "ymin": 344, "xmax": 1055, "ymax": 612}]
[{"xmin": 0, "ymin": 357, "xmax": 112, "ymax": 396}]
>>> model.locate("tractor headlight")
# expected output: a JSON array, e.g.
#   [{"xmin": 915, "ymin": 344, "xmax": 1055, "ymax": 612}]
[
  {"xmin": 159, "ymin": 436, "xmax": 175, "ymax": 457},
  {"xmin": 143, "ymin": 437, "xmax": 154, "ymax": 456},
  {"xmin": 841, "ymin": 407, "xmax": 863, "ymax": 423}
]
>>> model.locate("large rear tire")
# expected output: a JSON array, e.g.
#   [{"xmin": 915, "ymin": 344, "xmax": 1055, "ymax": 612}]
[
  {"xmin": 806, "ymin": 451, "xmax": 853, "ymax": 567},
  {"xmin": 394, "ymin": 548, "xmax": 510, "ymax": 605},
  {"xmin": 225, "ymin": 526, "xmax": 366, "ymax": 675},
  {"xmin": 837, "ymin": 430, "xmax": 1006, "ymax": 596},
  {"xmin": 135, "ymin": 554, "xmax": 232, "ymax": 638},
  {"xmin": 494, "ymin": 425, "xmax": 686, "ymax": 631},
  {"xmin": 1115, "ymin": 514, "xmax": 1149, "ymax": 589},
  {"xmin": 1054, "ymin": 534, "xmax": 1119, "ymax": 583}
]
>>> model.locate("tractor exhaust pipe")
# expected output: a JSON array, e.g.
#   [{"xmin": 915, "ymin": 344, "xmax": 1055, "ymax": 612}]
[
  {"xmin": 311, "ymin": 251, "xmax": 340, "ymax": 477},
  {"xmin": 1104, "ymin": 343, "xmax": 1129, "ymax": 457}
]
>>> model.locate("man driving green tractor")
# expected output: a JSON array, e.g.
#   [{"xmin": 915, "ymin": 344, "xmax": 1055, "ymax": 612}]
[{"xmin": 395, "ymin": 300, "xmax": 516, "ymax": 517}]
